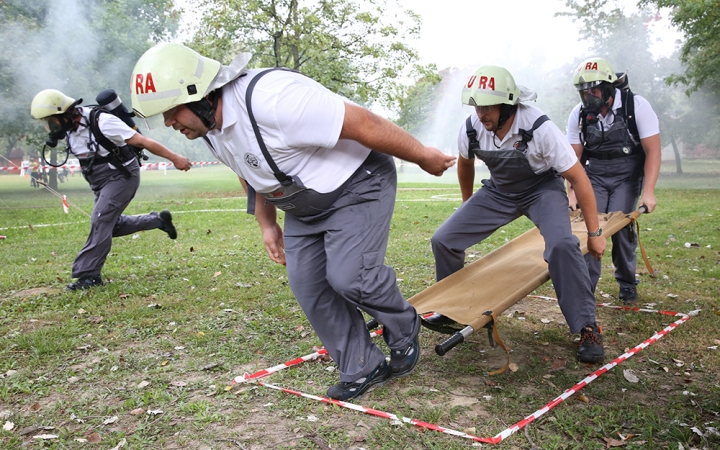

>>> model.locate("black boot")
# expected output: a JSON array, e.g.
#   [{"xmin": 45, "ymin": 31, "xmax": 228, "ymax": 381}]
[
  {"xmin": 576, "ymin": 323, "xmax": 604, "ymax": 363},
  {"xmin": 159, "ymin": 210, "xmax": 177, "ymax": 240},
  {"xmin": 67, "ymin": 275, "xmax": 104, "ymax": 291}
]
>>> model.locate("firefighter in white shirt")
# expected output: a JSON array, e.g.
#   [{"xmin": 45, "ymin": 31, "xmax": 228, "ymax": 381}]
[
  {"xmin": 130, "ymin": 43, "xmax": 456, "ymax": 400},
  {"xmin": 30, "ymin": 89, "xmax": 192, "ymax": 290},
  {"xmin": 427, "ymin": 65, "xmax": 606, "ymax": 364},
  {"xmin": 566, "ymin": 57, "xmax": 661, "ymax": 304}
]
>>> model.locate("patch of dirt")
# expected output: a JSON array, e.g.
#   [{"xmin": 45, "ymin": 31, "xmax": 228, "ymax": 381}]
[{"xmin": 12, "ymin": 287, "xmax": 61, "ymax": 297}]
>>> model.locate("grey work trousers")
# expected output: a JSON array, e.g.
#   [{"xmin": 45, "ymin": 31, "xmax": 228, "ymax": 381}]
[
  {"xmin": 283, "ymin": 152, "xmax": 419, "ymax": 382},
  {"xmin": 72, "ymin": 161, "xmax": 164, "ymax": 278},
  {"xmin": 584, "ymin": 157, "xmax": 643, "ymax": 291},
  {"xmin": 431, "ymin": 177, "xmax": 597, "ymax": 334}
]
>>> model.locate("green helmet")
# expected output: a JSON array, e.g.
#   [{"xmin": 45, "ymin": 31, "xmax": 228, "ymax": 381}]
[
  {"xmin": 461, "ymin": 65, "xmax": 520, "ymax": 107},
  {"xmin": 130, "ymin": 43, "xmax": 222, "ymax": 119},
  {"xmin": 573, "ymin": 57, "xmax": 617, "ymax": 91},
  {"xmin": 31, "ymin": 89, "xmax": 77, "ymax": 120}
]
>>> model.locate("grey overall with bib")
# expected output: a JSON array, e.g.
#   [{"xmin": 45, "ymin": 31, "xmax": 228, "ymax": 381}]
[
  {"xmin": 72, "ymin": 157, "xmax": 165, "ymax": 278},
  {"xmin": 239, "ymin": 68, "xmax": 419, "ymax": 383},
  {"xmin": 273, "ymin": 151, "xmax": 420, "ymax": 382},
  {"xmin": 432, "ymin": 141, "xmax": 597, "ymax": 334},
  {"xmin": 582, "ymin": 116, "xmax": 643, "ymax": 291}
]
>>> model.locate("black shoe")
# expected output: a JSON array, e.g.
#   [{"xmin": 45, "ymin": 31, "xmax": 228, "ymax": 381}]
[
  {"xmin": 576, "ymin": 323, "xmax": 604, "ymax": 364},
  {"xmin": 159, "ymin": 210, "xmax": 177, "ymax": 240},
  {"xmin": 420, "ymin": 313, "xmax": 462, "ymax": 335},
  {"xmin": 67, "ymin": 275, "xmax": 104, "ymax": 291},
  {"xmin": 619, "ymin": 287, "xmax": 637, "ymax": 304},
  {"xmin": 389, "ymin": 333, "xmax": 420, "ymax": 378},
  {"xmin": 326, "ymin": 361, "xmax": 392, "ymax": 401}
]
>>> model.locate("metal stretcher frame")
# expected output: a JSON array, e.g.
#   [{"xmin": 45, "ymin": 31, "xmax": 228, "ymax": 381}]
[{"xmin": 408, "ymin": 208, "xmax": 648, "ymax": 356}]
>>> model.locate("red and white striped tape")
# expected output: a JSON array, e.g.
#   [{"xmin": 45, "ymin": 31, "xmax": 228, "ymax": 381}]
[
  {"xmin": 231, "ymin": 303, "xmax": 698, "ymax": 445},
  {"xmin": 233, "ymin": 329, "xmax": 384, "ymax": 384},
  {"xmin": 493, "ymin": 304, "xmax": 697, "ymax": 443},
  {"xmin": 256, "ymin": 380, "xmax": 496, "ymax": 443},
  {"xmin": 0, "ymin": 161, "xmax": 223, "ymax": 171}
]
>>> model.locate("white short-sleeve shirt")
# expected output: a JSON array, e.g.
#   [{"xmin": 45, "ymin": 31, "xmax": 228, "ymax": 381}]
[
  {"xmin": 68, "ymin": 107, "xmax": 136, "ymax": 158},
  {"xmin": 458, "ymin": 103, "xmax": 578, "ymax": 174},
  {"xmin": 206, "ymin": 69, "xmax": 371, "ymax": 194},
  {"xmin": 566, "ymin": 89, "xmax": 660, "ymax": 146}
]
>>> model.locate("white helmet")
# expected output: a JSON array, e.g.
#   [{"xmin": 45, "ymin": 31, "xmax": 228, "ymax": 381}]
[
  {"xmin": 31, "ymin": 89, "xmax": 77, "ymax": 120},
  {"xmin": 131, "ymin": 43, "xmax": 252, "ymax": 126},
  {"xmin": 573, "ymin": 57, "xmax": 617, "ymax": 91},
  {"xmin": 31, "ymin": 89, "xmax": 82, "ymax": 134},
  {"xmin": 461, "ymin": 65, "xmax": 520, "ymax": 107},
  {"xmin": 131, "ymin": 43, "xmax": 223, "ymax": 119}
]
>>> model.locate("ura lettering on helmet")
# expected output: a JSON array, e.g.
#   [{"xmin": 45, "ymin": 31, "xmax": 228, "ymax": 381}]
[
  {"xmin": 466, "ymin": 75, "xmax": 476, "ymax": 88},
  {"xmin": 584, "ymin": 62, "xmax": 599, "ymax": 71},
  {"xmin": 478, "ymin": 76, "xmax": 495, "ymax": 91},
  {"xmin": 134, "ymin": 73, "xmax": 157, "ymax": 95}
]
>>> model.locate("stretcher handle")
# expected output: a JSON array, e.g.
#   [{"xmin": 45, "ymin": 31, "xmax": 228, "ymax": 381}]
[
  {"xmin": 435, "ymin": 326, "xmax": 474, "ymax": 356},
  {"xmin": 639, "ymin": 205, "xmax": 648, "ymax": 214}
]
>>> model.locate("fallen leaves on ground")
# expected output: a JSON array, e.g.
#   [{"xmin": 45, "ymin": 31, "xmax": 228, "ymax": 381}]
[{"xmin": 623, "ymin": 369, "xmax": 639, "ymax": 383}]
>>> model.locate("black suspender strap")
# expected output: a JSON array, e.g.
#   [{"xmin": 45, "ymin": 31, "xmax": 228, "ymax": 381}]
[
  {"xmin": 245, "ymin": 68, "xmax": 296, "ymax": 186},
  {"xmin": 465, "ymin": 115, "xmax": 478, "ymax": 159},
  {"xmin": 514, "ymin": 115, "xmax": 550, "ymax": 152},
  {"xmin": 466, "ymin": 113, "xmax": 550, "ymax": 156}
]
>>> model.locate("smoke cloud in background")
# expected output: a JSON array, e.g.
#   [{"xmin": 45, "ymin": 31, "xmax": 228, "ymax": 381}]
[
  {"xmin": 0, "ymin": 0, "xmax": 216, "ymax": 165},
  {"xmin": 2, "ymin": 0, "xmax": 103, "ymax": 123},
  {"xmin": 3, "ymin": 0, "xmax": 715, "ymax": 188}
]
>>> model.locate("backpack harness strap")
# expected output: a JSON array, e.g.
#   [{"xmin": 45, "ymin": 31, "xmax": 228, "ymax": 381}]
[
  {"xmin": 85, "ymin": 108, "xmax": 135, "ymax": 177},
  {"xmin": 581, "ymin": 89, "xmax": 643, "ymax": 161}
]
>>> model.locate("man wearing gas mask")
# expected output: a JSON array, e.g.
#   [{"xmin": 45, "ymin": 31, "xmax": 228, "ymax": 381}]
[
  {"xmin": 30, "ymin": 89, "xmax": 192, "ymax": 291},
  {"xmin": 566, "ymin": 57, "xmax": 661, "ymax": 304}
]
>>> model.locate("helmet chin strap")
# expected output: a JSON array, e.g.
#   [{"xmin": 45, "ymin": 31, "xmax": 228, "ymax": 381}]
[
  {"xmin": 496, "ymin": 104, "xmax": 517, "ymax": 131},
  {"xmin": 186, "ymin": 90, "xmax": 220, "ymax": 130}
]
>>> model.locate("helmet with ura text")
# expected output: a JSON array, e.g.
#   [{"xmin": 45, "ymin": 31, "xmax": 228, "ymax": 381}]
[
  {"xmin": 573, "ymin": 57, "xmax": 617, "ymax": 91},
  {"xmin": 461, "ymin": 65, "xmax": 520, "ymax": 107},
  {"xmin": 130, "ymin": 43, "xmax": 222, "ymax": 120},
  {"xmin": 573, "ymin": 57, "xmax": 618, "ymax": 120}
]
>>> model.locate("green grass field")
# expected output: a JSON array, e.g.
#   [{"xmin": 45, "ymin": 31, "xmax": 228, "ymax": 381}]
[{"xmin": 1, "ymin": 162, "xmax": 718, "ymax": 449}]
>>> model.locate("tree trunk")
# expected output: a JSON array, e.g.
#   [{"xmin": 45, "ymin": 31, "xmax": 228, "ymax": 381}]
[{"xmin": 670, "ymin": 133, "xmax": 683, "ymax": 174}]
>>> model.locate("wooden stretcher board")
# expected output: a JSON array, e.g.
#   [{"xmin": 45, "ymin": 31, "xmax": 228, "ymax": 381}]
[{"xmin": 408, "ymin": 210, "xmax": 643, "ymax": 332}]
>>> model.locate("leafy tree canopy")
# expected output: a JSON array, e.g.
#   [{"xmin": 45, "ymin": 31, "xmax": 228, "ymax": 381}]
[
  {"xmin": 188, "ymin": 0, "xmax": 437, "ymax": 109},
  {"xmin": 0, "ymin": 0, "xmax": 180, "ymax": 157},
  {"xmin": 639, "ymin": 0, "xmax": 720, "ymax": 96}
]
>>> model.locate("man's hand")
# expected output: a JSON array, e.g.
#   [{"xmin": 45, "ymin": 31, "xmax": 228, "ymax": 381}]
[
  {"xmin": 418, "ymin": 147, "xmax": 457, "ymax": 176},
  {"xmin": 172, "ymin": 155, "xmax": 192, "ymax": 171},
  {"xmin": 639, "ymin": 192, "xmax": 657, "ymax": 213},
  {"xmin": 587, "ymin": 235, "xmax": 606, "ymax": 261},
  {"xmin": 261, "ymin": 222, "xmax": 286, "ymax": 265}
]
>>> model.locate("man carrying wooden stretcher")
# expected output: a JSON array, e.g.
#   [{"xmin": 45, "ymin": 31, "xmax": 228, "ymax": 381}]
[{"xmin": 426, "ymin": 65, "xmax": 608, "ymax": 363}]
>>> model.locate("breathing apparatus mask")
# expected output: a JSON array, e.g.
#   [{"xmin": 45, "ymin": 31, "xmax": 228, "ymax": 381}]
[
  {"xmin": 42, "ymin": 108, "xmax": 78, "ymax": 148},
  {"xmin": 41, "ymin": 105, "xmax": 81, "ymax": 167},
  {"xmin": 578, "ymin": 82, "xmax": 614, "ymax": 125}
]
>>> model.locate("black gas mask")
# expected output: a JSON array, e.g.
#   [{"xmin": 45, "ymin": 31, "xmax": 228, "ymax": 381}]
[
  {"xmin": 41, "ymin": 109, "xmax": 77, "ymax": 166},
  {"xmin": 579, "ymin": 82, "xmax": 613, "ymax": 125},
  {"xmin": 45, "ymin": 129, "xmax": 66, "ymax": 148},
  {"xmin": 580, "ymin": 93, "xmax": 604, "ymax": 125}
]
